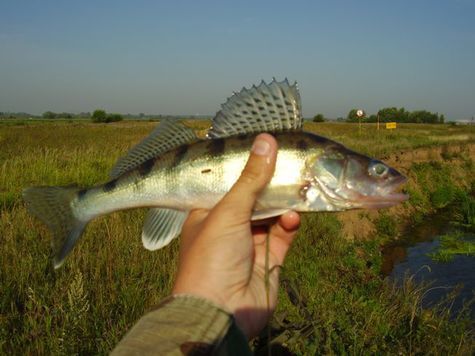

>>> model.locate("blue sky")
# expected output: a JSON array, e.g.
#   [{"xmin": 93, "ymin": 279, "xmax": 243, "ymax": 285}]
[{"xmin": 1, "ymin": 0, "xmax": 474, "ymax": 120}]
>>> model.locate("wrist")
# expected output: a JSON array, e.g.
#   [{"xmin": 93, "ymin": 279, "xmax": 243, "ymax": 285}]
[
  {"xmin": 170, "ymin": 292, "xmax": 231, "ymax": 314},
  {"xmin": 170, "ymin": 293, "xmax": 252, "ymax": 338},
  {"xmin": 171, "ymin": 291, "xmax": 258, "ymax": 339},
  {"xmin": 172, "ymin": 282, "xmax": 232, "ymax": 314}
]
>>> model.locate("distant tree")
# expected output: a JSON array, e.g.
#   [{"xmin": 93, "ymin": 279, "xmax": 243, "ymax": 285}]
[
  {"xmin": 365, "ymin": 114, "xmax": 378, "ymax": 123},
  {"xmin": 42, "ymin": 111, "xmax": 57, "ymax": 119},
  {"xmin": 59, "ymin": 112, "xmax": 73, "ymax": 119},
  {"xmin": 106, "ymin": 113, "xmax": 123, "ymax": 123},
  {"xmin": 312, "ymin": 113, "xmax": 325, "ymax": 122},
  {"xmin": 91, "ymin": 109, "xmax": 123, "ymax": 123},
  {"xmin": 370, "ymin": 107, "xmax": 445, "ymax": 124},
  {"xmin": 377, "ymin": 107, "xmax": 397, "ymax": 122},
  {"xmin": 409, "ymin": 110, "xmax": 439, "ymax": 124},
  {"xmin": 398, "ymin": 107, "xmax": 410, "ymax": 123},
  {"xmin": 92, "ymin": 109, "xmax": 107, "ymax": 123},
  {"xmin": 375, "ymin": 107, "xmax": 411, "ymax": 123},
  {"xmin": 346, "ymin": 109, "xmax": 359, "ymax": 123}
]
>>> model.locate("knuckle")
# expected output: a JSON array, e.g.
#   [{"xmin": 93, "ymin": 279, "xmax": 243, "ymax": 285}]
[{"xmin": 240, "ymin": 165, "xmax": 263, "ymax": 185}]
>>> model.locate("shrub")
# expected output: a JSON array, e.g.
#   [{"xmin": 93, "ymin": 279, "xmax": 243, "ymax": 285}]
[
  {"xmin": 91, "ymin": 110, "xmax": 107, "ymax": 123},
  {"xmin": 430, "ymin": 185, "xmax": 456, "ymax": 208},
  {"xmin": 312, "ymin": 114, "xmax": 325, "ymax": 122},
  {"xmin": 106, "ymin": 114, "xmax": 123, "ymax": 123},
  {"xmin": 91, "ymin": 110, "xmax": 123, "ymax": 123},
  {"xmin": 375, "ymin": 214, "xmax": 397, "ymax": 238}
]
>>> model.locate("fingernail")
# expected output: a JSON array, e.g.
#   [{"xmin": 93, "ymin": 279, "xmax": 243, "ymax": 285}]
[
  {"xmin": 252, "ymin": 139, "xmax": 270, "ymax": 156},
  {"xmin": 286, "ymin": 211, "xmax": 299, "ymax": 221}
]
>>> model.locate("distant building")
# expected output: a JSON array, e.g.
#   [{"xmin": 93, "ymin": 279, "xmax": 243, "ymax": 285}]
[{"xmin": 454, "ymin": 119, "xmax": 474, "ymax": 125}]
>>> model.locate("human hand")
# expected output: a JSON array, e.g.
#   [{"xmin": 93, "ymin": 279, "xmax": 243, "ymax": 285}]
[{"xmin": 172, "ymin": 133, "xmax": 300, "ymax": 339}]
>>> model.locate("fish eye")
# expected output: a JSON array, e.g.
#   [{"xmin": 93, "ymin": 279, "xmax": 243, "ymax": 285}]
[{"xmin": 369, "ymin": 162, "xmax": 388, "ymax": 177}]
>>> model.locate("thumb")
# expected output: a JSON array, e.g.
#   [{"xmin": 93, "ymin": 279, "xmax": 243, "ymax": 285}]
[{"xmin": 219, "ymin": 133, "xmax": 278, "ymax": 217}]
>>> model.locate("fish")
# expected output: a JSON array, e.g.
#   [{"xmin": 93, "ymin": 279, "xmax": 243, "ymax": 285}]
[{"xmin": 23, "ymin": 79, "xmax": 408, "ymax": 268}]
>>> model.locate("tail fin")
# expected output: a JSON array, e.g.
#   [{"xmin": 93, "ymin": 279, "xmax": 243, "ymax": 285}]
[{"xmin": 23, "ymin": 186, "xmax": 87, "ymax": 269}]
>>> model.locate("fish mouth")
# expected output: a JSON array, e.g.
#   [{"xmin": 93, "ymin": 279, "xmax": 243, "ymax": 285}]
[
  {"xmin": 313, "ymin": 174, "xmax": 408, "ymax": 210},
  {"xmin": 357, "ymin": 192, "xmax": 408, "ymax": 209},
  {"xmin": 356, "ymin": 175, "xmax": 408, "ymax": 209}
]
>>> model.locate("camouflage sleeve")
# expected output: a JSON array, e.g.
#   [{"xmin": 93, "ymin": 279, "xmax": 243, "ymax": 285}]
[{"xmin": 111, "ymin": 294, "xmax": 251, "ymax": 355}]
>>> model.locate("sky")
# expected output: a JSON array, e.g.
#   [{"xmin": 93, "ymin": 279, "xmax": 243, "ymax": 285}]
[{"xmin": 1, "ymin": 0, "xmax": 474, "ymax": 120}]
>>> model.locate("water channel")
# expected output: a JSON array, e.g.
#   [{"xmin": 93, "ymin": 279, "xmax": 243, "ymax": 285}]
[{"xmin": 381, "ymin": 211, "xmax": 474, "ymax": 320}]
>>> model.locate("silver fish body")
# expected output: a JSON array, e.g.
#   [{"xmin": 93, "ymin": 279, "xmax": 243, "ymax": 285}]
[
  {"xmin": 23, "ymin": 79, "xmax": 407, "ymax": 268},
  {"xmin": 74, "ymin": 131, "xmax": 406, "ymax": 223},
  {"xmin": 73, "ymin": 132, "xmax": 310, "ymax": 221}
]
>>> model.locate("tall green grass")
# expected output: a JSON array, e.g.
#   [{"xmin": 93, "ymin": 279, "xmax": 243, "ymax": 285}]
[
  {"xmin": 1, "ymin": 121, "xmax": 474, "ymax": 354},
  {"xmin": 270, "ymin": 214, "xmax": 473, "ymax": 354},
  {"xmin": 428, "ymin": 231, "xmax": 475, "ymax": 263}
]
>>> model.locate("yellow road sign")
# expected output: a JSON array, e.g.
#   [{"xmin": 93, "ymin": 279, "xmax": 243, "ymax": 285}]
[{"xmin": 386, "ymin": 122, "xmax": 397, "ymax": 129}]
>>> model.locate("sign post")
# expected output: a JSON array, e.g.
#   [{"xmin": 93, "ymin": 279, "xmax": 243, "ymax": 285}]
[{"xmin": 356, "ymin": 109, "xmax": 364, "ymax": 135}]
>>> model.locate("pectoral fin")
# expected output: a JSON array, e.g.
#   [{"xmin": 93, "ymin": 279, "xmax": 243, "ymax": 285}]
[{"xmin": 142, "ymin": 208, "xmax": 188, "ymax": 250}]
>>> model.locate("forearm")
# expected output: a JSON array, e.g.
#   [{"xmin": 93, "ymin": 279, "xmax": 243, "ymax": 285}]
[{"xmin": 111, "ymin": 294, "xmax": 251, "ymax": 355}]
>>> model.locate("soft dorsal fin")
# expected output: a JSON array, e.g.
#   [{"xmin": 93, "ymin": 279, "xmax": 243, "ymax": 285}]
[
  {"xmin": 110, "ymin": 119, "xmax": 197, "ymax": 179},
  {"xmin": 207, "ymin": 78, "xmax": 303, "ymax": 139}
]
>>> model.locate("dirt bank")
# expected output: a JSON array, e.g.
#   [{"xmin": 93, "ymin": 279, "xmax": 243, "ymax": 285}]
[
  {"xmin": 337, "ymin": 143, "xmax": 475, "ymax": 241},
  {"xmin": 380, "ymin": 143, "xmax": 475, "ymax": 172}
]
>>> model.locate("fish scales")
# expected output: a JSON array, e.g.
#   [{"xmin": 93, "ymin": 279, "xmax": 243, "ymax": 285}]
[
  {"xmin": 74, "ymin": 132, "xmax": 317, "ymax": 223},
  {"xmin": 23, "ymin": 79, "xmax": 407, "ymax": 268}
]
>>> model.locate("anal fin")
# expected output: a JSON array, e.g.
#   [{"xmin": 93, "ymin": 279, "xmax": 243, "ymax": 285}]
[
  {"xmin": 142, "ymin": 208, "xmax": 188, "ymax": 250},
  {"xmin": 251, "ymin": 208, "xmax": 290, "ymax": 221}
]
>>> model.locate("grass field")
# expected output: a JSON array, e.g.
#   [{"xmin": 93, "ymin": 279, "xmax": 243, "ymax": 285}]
[{"xmin": 1, "ymin": 120, "xmax": 474, "ymax": 354}]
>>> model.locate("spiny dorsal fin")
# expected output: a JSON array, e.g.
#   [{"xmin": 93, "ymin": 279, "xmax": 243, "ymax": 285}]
[
  {"xmin": 110, "ymin": 119, "xmax": 197, "ymax": 179},
  {"xmin": 207, "ymin": 78, "xmax": 302, "ymax": 139},
  {"xmin": 142, "ymin": 208, "xmax": 188, "ymax": 250}
]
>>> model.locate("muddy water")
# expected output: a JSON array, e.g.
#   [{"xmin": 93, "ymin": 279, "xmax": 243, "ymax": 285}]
[{"xmin": 382, "ymin": 213, "xmax": 475, "ymax": 319}]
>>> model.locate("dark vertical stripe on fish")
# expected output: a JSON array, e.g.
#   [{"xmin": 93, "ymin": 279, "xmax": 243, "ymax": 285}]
[
  {"xmin": 305, "ymin": 132, "xmax": 328, "ymax": 145},
  {"xmin": 173, "ymin": 144, "xmax": 189, "ymax": 167},
  {"xmin": 296, "ymin": 139, "xmax": 309, "ymax": 151},
  {"xmin": 103, "ymin": 179, "xmax": 118, "ymax": 192},
  {"xmin": 77, "ymin": 189, "xmax": 88, "ymax": 200},
  {"xmin": 138, "ymin": 158, "xmax": 155, "ymax": 177},
  {"xmin": 207, "ymin": 139, "xmax": 225, "ymax": 157}
]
